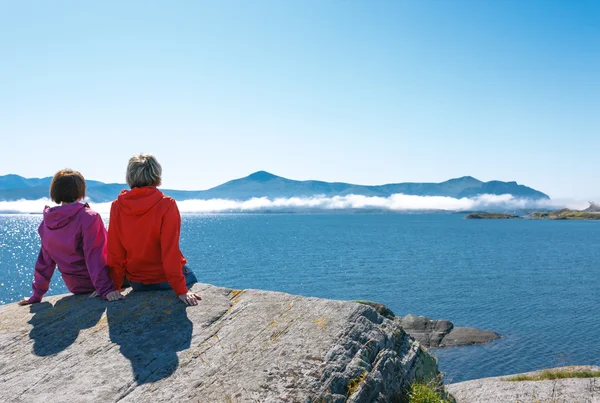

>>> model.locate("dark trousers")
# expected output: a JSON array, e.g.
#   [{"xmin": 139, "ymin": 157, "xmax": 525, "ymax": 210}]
[{"xmin": 129, "ymin": 266, "xmax": 198, "ymax": 292}]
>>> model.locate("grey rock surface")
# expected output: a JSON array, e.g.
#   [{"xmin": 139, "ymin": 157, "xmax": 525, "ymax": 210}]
[
  {"xmin": 447, "ymin": 366, "xmax": 600, "ymax": 403},
  {"xmin": 0, "ymin": 284, "xmax": 440, "ymax": 403},
  {"xmin": 398, "ymin": 314, "xmax": 500, "ymax": 348},
  {"xmin": 438, "ymin": 326, "xmax": 501, "ymax": 347}
]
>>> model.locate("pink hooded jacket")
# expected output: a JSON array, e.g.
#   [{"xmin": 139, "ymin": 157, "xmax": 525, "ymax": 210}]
[{"xmin": 29, "ymin": 203, "xmax": 115, "ymax": 302}]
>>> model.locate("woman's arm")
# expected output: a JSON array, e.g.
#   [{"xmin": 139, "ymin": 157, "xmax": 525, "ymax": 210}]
[
  {"xmin": 107, "ymin": 202, "xmax": 127, "ymax": 291},
  {"xmin": 82, "ymin": 212, "xmax": 119, "ymax": 299},
  {"xmin": 19, "ymin": 246, "xmax": 56, "ymax": 305},
  {"xmin": 160, "ymin": 200, "xmax": 188, "ymax": 296}
]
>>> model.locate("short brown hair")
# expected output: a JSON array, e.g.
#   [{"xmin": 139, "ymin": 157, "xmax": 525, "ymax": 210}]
[
  {"xmin": 50, "ymin": 169, "xmax": 86, "ymax": 204},
  {"xmin": 126, "ymin": 153, "xmax": 162, "ymax": 188}
]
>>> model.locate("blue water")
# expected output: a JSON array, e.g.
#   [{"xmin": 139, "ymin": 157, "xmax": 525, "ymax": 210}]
[{"xmin": 1, "ymin": 213, "xmax": 599, "ymax": 382}]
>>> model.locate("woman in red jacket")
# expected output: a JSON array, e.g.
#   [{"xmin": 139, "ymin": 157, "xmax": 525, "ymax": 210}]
[{"xmin": 107, "ymin": 154, "xmax": 201, "ymax": 306}]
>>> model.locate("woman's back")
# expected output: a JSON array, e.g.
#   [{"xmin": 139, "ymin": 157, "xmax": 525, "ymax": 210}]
[
  {"xmin": 107, "ymin": 153, "xmax": 198, "ymax": 305},
  {"xmin": 39, "ymin": 203, "xmax": 109, "ymax": 295},
  {"xmin": 108, "ymin": 186, "xmax": 187, "ymax": 294},
  {"xmin": 21, "ymin": 168, "xmax": 121, "ymax": 305}
]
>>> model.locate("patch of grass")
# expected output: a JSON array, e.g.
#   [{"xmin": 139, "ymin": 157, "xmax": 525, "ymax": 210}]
[
  {"xmin": 507, "ymin": 369, "xmax": 600, "ymax": 382},
  {"xmin": 407, "ymin": 381, "xmax": 450, "ymax": 403},
  {"xmin": 346, "ymin": 370, "xmax": 368, "ymax": 398}
]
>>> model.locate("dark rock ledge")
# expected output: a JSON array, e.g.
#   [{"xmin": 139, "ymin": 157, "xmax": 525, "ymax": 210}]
[{"xmin": 355, "ymin": 302, "xmax": 501, "ymax": 348}]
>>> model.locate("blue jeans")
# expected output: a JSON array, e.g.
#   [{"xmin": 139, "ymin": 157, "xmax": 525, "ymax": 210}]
[{"xmin": 129, "ymin": 266, "xmax": 198, "ymax": 292}]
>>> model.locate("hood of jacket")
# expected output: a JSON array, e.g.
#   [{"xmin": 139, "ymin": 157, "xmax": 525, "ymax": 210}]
[
  {"xmin": 43, "ymin": 203, "xmax": 87, "ymax": 230},
  {"xmin": 116, "ymin": 186, "xmax": 164, "ymax": 216}
]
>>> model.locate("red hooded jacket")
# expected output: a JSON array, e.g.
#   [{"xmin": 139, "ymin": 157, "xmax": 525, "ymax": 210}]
[{"xmin": 107, "ymin": 186, "xmax": 188, "ymax": 295}]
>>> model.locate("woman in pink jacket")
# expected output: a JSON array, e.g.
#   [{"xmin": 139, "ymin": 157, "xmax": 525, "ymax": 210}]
[{"xmin": 19, "ymin": 169, "xmax": 123, "ymax": 305}]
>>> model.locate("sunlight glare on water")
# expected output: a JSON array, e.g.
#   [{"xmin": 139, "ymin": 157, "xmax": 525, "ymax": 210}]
[
  {"xmin": 1, "ymin": 213, "xmax": 599, "ymax": 382},
  {"xmin": 0, "ymin": 215, "xmax": 45, "ymax": 304}
]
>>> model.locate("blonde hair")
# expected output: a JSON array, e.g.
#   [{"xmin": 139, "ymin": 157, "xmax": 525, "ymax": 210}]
[{"xmin": 126, "ymin": 153, "xmax": 162, "ymax": 188}]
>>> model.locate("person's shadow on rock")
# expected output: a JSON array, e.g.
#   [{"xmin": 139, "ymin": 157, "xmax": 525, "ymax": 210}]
[
  {"xmin": 106, "ymin": 290, "xmax": 193, "ymax": 385},
  {"xmin": 28, "ymin": 295, "xmax": 106, "ymax": 356}
]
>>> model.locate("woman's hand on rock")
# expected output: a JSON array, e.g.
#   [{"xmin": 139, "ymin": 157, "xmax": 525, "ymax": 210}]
[
  {"xmin": 105, "ymin": 290, "xmax": 124, "ymax": 302},
  {"xmin": 178, "ymin": 292, "xmax": 202, "ymax": 306},
  {"xmin": 18, "ymin": 297, "xmax": 37, "ymax": 306}
]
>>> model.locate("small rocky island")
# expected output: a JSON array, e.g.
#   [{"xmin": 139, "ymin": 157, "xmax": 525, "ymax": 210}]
[
  {"xmin": 464, "ymin": 213, "xmax": 519, "ymax": 219},
  {"xmin": 531, "ymin": 206, "xmax": 600, "ymax": 220},
  {"xmin": 465, "ymin": 202, "xmax": 600, "ymax": 221}
]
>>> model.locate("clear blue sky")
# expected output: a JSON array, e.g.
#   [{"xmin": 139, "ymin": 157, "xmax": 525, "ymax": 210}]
[{"xmin": 1, "ymin": 0, "xmax": 598, "ymax": 199}]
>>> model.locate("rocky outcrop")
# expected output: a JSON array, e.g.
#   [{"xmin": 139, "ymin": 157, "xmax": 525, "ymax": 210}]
[
  {"xmin": 447, "ymin": 366, "xmax": 600, "ymax": 403},
  {"xmin": 532, "ymin": 208, "xmax": 600, "ymax": 220},
  {"xmin": 0, "ymin": 284, "xmax": 441, "ymax": 403},
  {"xmin": 464, "ymin": 213, "xmax": 519, "ymax": 219},
  {"xmin": 397, "ymin": 314, "xmax": 501, "ymax": 348}
]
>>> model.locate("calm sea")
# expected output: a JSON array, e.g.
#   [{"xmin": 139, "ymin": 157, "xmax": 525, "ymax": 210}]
[{"xmin": 1, "ymin": 213, "xmax": 598, "ymax": 382}]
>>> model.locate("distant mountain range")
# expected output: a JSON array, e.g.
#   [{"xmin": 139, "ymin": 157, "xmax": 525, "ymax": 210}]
[{"xmin": 0, "ymin": 171, "xmax": 550, "ymax": 202}]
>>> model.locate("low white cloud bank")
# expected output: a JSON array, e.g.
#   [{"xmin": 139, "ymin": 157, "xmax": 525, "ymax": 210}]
[
  {"xmin": 175, "ymin": 194, "xmax": 587, "ymax": 213},
  {"xmin": 0, "ymin": 194, "xmax": 589, "ymax": 215}
]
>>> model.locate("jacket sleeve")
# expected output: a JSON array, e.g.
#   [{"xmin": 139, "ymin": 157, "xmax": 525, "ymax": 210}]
[
  {"xmin": 82, "ymin": 213, "xmax": 115, "ymax": 298},
  {"xmin": 30, "ymin": 245, "xmax": 56, "ymax": 303},
  {"xmin": 161, "ymin": 200, "xmax": 187, "ymax": 295},
  {"xmin": 107, "ymin": 202, "xmax": 127, "ymax": 291}
]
